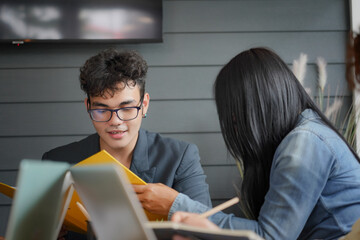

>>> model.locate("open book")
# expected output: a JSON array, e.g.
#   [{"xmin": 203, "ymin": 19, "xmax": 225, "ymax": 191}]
[
  {"xmin": 5, "ymin": 159, "xmax": 263, "ymax": 240},
  {"xmin": 0, "ymin": 150, "xmax": 166, "ymax": 234},
  {"xmin": 148, "ymin": 221, "xmax": 264, "ymax": 240}
]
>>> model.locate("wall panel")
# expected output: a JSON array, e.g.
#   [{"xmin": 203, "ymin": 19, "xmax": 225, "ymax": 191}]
[
  {"xmin": 0, "ymin": 32, "xmax": 347, "ymax": 68},
  {"xmin": 0, "ymin": 206, "xmax": 11, "ymax": 236},
  {"xmin": 0, "ymin": 64, "xmax": 350, "ymax": 103},
  {"xmin": 163, "ymin": 0, "xmax": 347, "ymax": 32}
]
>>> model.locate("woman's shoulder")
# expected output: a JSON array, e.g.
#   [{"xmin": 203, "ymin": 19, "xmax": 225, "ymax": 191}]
[
  {"xmin": 274, "ymin": 109, "xmax": 357, "ymax": 173},
  {"xmin": 291, "ymin": 109, "xmax": 338, "ymax": 141}
]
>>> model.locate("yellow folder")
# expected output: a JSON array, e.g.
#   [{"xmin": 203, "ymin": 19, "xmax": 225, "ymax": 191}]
[
  {"xmin": 0, "ymin": 182, "xmax": 15, "ymax": 198},
  {"xmin": 65, "ymin": 150, "xmax": 167, "ymax": 233}
]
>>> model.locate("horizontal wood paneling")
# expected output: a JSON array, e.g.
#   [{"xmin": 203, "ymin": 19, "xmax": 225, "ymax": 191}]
[
  {"xmin": 0, "ymin": 64, "xmax": 350, "ymax": 103},
  {"xmin": 300, "ymin": 64, "xmax": 350, "ymax": 97},
  {"xmin": 0, "ymin": 32, "xmax": 347, "ymax": 68},
  {"xmin": 0, "ymin": 206, "xmax": 11, "ymax": 236},
  {"xmin": 0, "ymin": 196, "xmax": 11, "ymax": 206},
  {"xmin": 205, "ymin": 166, "xmax": 241, "ymax": 199},
  {"xmin": 0, "ymin": 102, "xmax": 93, "ymax": 136},
  {"xmin": 0, "ymin": 136, "xmax": 85, "ymax": 170},
  {"xmin": 0, "ymin": 171, "xmax": 17, "ymax": 193},
  {"xmin": 167, "ymin": 133, "xmax": 232, "ymax": 166},
  {"xmin": 163, "ymin": 0, "xmax": 347, "ymax": 32},
  {"xmin": 0, "ymin": 68, "xmax": 84, "ymax": 102}
]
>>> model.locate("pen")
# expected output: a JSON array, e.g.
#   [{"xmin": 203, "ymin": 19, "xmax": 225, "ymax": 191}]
[
  {"xmin": 199, "ymin": 197, "xmax": 239, "ymax": 218},
  {"xmin": 76, "ymin": 201, "xmax": 91, "ymax": 220}
]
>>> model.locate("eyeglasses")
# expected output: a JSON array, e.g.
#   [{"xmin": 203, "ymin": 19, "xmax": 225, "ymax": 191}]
[{"xmin": 88, "ymin": 106, "xmax": 142, "ymax": 122}]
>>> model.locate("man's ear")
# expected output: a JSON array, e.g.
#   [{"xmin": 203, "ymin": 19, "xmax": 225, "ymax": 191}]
[{"xmin": 142, "ymin": 93, "xmax": 150, "ymax": 114}]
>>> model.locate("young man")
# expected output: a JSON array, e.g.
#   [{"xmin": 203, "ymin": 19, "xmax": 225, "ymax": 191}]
[{"xmin": 42, "ymin": 49, "xmax": 211, "ymax": 239}]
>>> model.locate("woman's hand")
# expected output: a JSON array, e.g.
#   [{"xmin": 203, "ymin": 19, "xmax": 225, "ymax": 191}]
[
  {"xmin": 171, "ymin": 211, "xmax": 220, "ymax": 230},
  {"xmin": 171, "ymin": 212, "xmax": 220, "ymax": 240}
]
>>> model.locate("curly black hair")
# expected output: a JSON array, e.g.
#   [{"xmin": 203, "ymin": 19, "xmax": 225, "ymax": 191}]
[{"xmin": 80, "ymin": 48, "xmax": 148, "ymax": 99}]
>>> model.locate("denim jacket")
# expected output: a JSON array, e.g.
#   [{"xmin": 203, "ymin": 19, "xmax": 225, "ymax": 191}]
[{"xmin": 169, "ymin": 109, "xmax": 360, "ymax": 240}]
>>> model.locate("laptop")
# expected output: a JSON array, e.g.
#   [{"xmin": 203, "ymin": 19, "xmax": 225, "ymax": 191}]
[
  {"xmin": 70, "ymin": 164, "xmax": 157, "ymax": 240},
  {"xmin": 71, "ymin": 164, "xmax": 264, "ymax": 240}
]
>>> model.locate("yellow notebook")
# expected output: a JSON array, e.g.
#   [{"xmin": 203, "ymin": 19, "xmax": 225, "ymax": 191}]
[
  {"xmin": 75, "ymin": 150, "xmax": 146, "ymax": 185},
  {"xmin": 66, "ymin": 150, "xmax": 166, "ymax": 233},
  {"xmin": 0, "ymin": 182, "xmax": 15, "ymax": 198},
  {"xmin": 0, "ymin": 150, "xmax": 167, "ymax": 234}
]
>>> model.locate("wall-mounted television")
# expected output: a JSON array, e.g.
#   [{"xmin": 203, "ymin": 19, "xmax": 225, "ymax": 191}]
[{"xmin": 0, "ymin": 0, "xmax": 162, "ymax": 44}]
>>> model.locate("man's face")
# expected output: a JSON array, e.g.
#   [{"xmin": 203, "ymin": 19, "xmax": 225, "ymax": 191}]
[{"xmin": 85, "ymin": 83, "xmax": 149, "ymax": 154}]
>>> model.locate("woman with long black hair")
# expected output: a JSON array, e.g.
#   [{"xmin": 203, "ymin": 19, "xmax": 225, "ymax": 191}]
[{"xmin": 171, "ymin": 48, "xmax": 360, "ymax": 239}]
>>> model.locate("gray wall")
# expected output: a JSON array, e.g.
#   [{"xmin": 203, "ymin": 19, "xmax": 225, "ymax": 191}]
[{"xmin": 0, "ymin": 0, "xmax": 350, "ymax": 236}]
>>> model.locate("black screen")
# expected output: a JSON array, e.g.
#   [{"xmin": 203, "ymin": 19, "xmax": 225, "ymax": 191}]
[{"xmin": 0, "ymin": 0, "xmax": 162, "ymax": 43}]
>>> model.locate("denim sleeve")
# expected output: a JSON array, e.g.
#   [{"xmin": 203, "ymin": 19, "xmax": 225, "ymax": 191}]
[
  {"xmin": 170, "ymin": 130, "xmax": 336, "ymax": 239},
  {"xmin": 257, "ymin": 130, "xmax": 335, "ymax": 239},
  {"xmin": 172, "ymin": 143, "xmax": 212, "ymax": 207},
  {"xmin": 168, "ymin": 193, "xmax": 262, "ymax": 233},
  {"xmin": 168, "ymin": 193, "xmax": 211, "ymax": 219}
]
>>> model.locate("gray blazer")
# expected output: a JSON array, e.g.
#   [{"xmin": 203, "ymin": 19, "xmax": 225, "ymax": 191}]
[
  {"xmin": 43, "ymin": 129, "xmax": 212, "ymax": 239},
  {"xmin": 42, "ymin": 128, "xmax": 211, "ymax": 206}
]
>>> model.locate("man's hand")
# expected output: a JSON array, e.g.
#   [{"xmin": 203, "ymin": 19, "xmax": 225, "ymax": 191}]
[
  {"xmin": 133, "ymin": 183, "xmax": 179, "ymax": 216},
  {"xmin": 57, "ymin": 224, "xmax": 68, "ymax": 240},
  {"xmin": 0, "ymin": 225, "xmax": 68, "ymax": 240}
]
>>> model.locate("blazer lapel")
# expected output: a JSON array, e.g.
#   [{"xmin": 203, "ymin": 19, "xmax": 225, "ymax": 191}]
[{"xmin": 130, "ymin": 129, "xmax": 157, "ymax": 183}]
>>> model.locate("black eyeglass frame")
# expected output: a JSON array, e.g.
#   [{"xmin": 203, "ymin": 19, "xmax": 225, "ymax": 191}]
[{"xmin": 87, "ymin": 99, "xmax": 143, "ymax": 122}]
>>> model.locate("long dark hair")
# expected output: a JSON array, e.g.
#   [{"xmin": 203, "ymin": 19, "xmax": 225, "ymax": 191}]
[{"xmin": 214, "ymin": 47, "xmax": 360, "ymax": 219}]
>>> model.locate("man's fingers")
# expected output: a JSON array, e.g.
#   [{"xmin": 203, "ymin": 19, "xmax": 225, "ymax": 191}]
[{"xmin": 132, "ymin": 184, "xmax": 147, "ymax": 193}]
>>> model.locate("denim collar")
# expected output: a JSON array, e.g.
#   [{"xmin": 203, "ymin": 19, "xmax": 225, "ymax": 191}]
[{"xmin": 297, "ymin": 109, "xmax": 321, "ymax": 127}]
